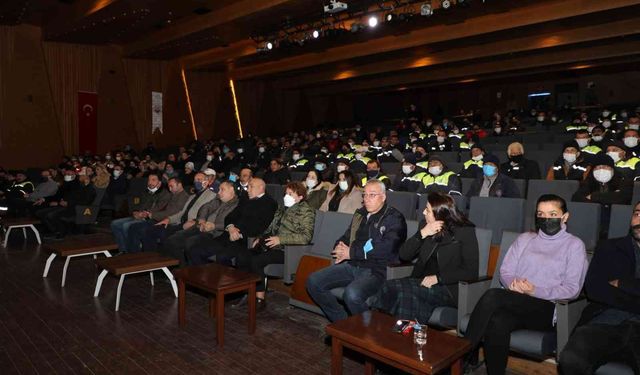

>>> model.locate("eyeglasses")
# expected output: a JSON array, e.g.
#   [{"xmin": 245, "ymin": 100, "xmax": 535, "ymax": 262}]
[{"xmin": 362, "ymin": 193, "xmax": 383, "ymax": 199}]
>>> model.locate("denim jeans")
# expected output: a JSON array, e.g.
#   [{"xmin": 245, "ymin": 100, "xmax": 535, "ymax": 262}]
[
  {"xmin": 306, "ymin": 262, "xmax": 384, "ymax": 322},
  {"xmin": 126, "ymin": 220, "xmax": 154, "ymax": 253},
  {"xmin": 110, "ymin": 217, "xmax": 139, "ymax": 252}
]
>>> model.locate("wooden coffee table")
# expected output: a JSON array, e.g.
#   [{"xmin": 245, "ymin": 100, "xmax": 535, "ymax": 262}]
[
  {"xmin": 43, "ymin": 233, "xmax": 117, "ymax": 287},
  {"xmin": 94, "ymin": 252, "xmax": 180, "ymax": 311},
  {"xmin": 326, "ymin": 311, "xmax": 472, "ymax": 375},
  {"xmin": 173, "ymin": 263, "xmax": 261, "ymax": 348},
  {"xmin": 1, "ymin": 217, "xmax": 41, "ymax": 247}
]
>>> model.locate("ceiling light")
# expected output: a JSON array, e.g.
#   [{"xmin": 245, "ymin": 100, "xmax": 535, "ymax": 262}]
[
  {"xmin": 441, "ymin": 0, "xmax": 451, "ymax": 9},
  {"xmin": 266, "ymin": 41, "xmax": 273, "ymax": 50},
  {"xmin": 312, "ymin": 29, "xmax": 320, "ymax": 39},
  {"xmin": 368, "ymin": 16, "xmax": 378, "ymax": 28},
  {"xmin": 420, "ymin": 3, "xmax": 433, "ymax": 16},
  {"xmin": 385, "ymin": 13, "xmax": 394, "ymax": 22}
]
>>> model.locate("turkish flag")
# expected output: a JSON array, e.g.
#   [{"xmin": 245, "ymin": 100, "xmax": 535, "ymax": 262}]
[{"xmin": 78, "ymin": 91, "xmax": 98, "ymax": 154}]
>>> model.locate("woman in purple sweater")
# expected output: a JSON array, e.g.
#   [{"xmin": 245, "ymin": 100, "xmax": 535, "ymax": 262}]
[{"xmin": 464, "ymin": 194, "xmax": 589, "ymax": 375}]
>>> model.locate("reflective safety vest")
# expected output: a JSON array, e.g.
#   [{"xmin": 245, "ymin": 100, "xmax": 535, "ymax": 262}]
[
  {"xmin": 463, "ymin": 159, "xmax": 483, "ymax": 169},
  {"xmin": 581, "ymin": 145, "xmax": 602, "ymax": 155},
  {"xmin": 416, "ymin": 161, "xmax": 430, "ymax": 170},
  {"xmin": 418, "ymin": 133, "xmax": 427, "ymax": 140},
  {"xmin": 290, "ymin": 159, "xmax": 309, "ymax": 168},
  {"xmin": 337, "ymin": 152, "xmax": 354, "ymax": 161},
  {"xmin": 616, "ymin": 157, "xmax": 640, "ymax": 170},
  {"xmin": 565, "ymin": 124, "xmax": 588, "ymax": 132},
  {"xmin": 421, "ymin": 171, "xmax": 456, "ymax": 187},
  {"xmin": 449, "ymin": 134, "xmax": 463, "ymax": 139},
  {"xmin": 361, "ymin": 174, "xmax": 390, "ymax": 186},
  {"xmin": 9, "ymin": 181, "xmax": 34, "ymax": 194},
  {"xmin": 352, "ymin": 156, "xmax": 371, "ymax": 165},
  {"xmin": 459, "ymin": 142, "xmax": 471, "ymax": 150}
]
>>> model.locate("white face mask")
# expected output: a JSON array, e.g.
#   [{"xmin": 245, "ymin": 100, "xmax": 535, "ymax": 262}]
[
  {"xmin": 338, "ymin": 180, "xmax": 349, "ymax": 191},
  {"xmin": 373, "ymin": 141, "xmax": 380, "ymax": 147},
  {"xmin": 592, "ymin": 135, "xmax": 604, "ymax": 142},
  {"xmin": 402, "ymin": 165, "xmax": 413, "ymax": 175},
  {"xmin": 206, "ymin": 155, "xmax": 213, "ymax": 161},
  {"xmin": 593, "ymin": 168, "xmax": 613, "ymax": 184},
  {"xmin": 575, "ymin": 138, "xmax": 589, "ymax": 148},
  {"xmin": 426, "ymin": 121, "xmax": 433, "ymax": 126},
  {"xmin": 436, "ymin": 136, "xmax": 445, "ymax": 144},
  {"xmin": 113, "ymin": 170, "xmax": 123, "ymax": 178},
  {"xmin": 607, "ymin": 151, "xmax": 621, "ymax": 163},
  {"xmin": 453, "ymin": 129, "xmax": 459, "ymax": 134},
  {"xmin": 105, "ymin": 155, "xmax": 111, "ymax": 160},
  {"xmin": 629, "ymin": 124, "xmax": 640, "ymax": 131},
  {"xmin": 237, "ymin": 148, "xmax": 244, "ymax": 154},
  {"xmin": 603, "ymin": 111, "xmax": 611, "ymax": 117},
  {"xmin": 624, "ymin": 137, "xmax": 639, "ymax": 148},
  {"xmin": 305, "ymin": 178, "xmax": 317, "ymax": 189},
  {"xmin": 537, "ymin": 116, "xmax": 545, "ymax": 122},
  {"xmin": 336, "ymin": 165, "xmax": 347, "ymax": 173},
  {"xmin": 472, "ymin": 155, "xmax": 483, "ymax": 161},
  {"xmin": 283, "ymin": 194, "xmax": 296, "ymax": 208},
  {"xmin": 602, "ymin": 120, "xmax": 611, "ymax": 128},
  {"xmin": 621, "ymin": 112, "xmax": 628, "ymax": 119},
  {"xmin": 148, "ymin": 186, "xmax": 159, "ymax": 193},
  {"xmin": 354, "ymin": 154, "xmax": 363, "ymax": 160},
  {"xmin": 64, "ymin": 175, "xmax": 75, "ymax": 182},
  {"xmin": 428, "ymin": 166, "xmax": 443, "ymax": 176},
  {"xmin": 292, "ymin": 154, "xmax": 300, "ymax": 161},
  {"xmin": 563, "ymin": 152, "xmax": 577, "ymax": 164},
  {"xmin": 258, "ymin": 146, "xmax": 266, "ymax": 153},
  {"xmin": 494, "ymin": 128, "xmax": 502, "ymax": 134}
]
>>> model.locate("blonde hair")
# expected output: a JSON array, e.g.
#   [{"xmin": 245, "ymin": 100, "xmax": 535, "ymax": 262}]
[{"xmin": 507, "ymin": 142, "xmax": 524, "ymax": 156}]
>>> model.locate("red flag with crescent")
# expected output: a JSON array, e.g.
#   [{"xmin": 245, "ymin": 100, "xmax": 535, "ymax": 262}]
[{"xmin": 78, "ymin": 91, "xmax": 98, "ymax": 154}]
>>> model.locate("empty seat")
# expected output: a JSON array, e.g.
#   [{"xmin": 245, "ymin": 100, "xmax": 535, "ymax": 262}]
[
  {"xmin": 524, "ymin": 180, "xmax": 580, "ymax": 230},
  {"xmin": 565, "ymin": 202, "xmax": 601, "ymax": 251},
  {"xmin": 632, "ymin": 182, "xmax": 640, "ymax": 205},
  {"xmin": 512, "ymin": 179, "xmax": 527, "ymax": 198},
  {"xmin": 447, "ymin": 162, "xmax": 463, "ymax": 174},
  {"xmin": 265, "ymin": 184, "xmax": 285, "ymax": 207},
  {"xmin": 608, "ymin": 204, "xmax": 632, "ymax": 239},
  {"xmin": 460, "ymin": 177, "xmax": 475, "ymax": 195},
  {"xmin": 431, "ymin": 151, "xmax": 459, "ymax": 163},
  {"xmin": 381, "ymin": 162, "xmax": 401, "ymax": 174},
  {"xmin": 290, "ymin": 171, "xmax": 307, "ymax": 181},
  {"xmin": 469, "ymin": 197, "xmax": 525, "ymax": 244},
  {"xmin": 385, "ymin": 191, "xmax": 418, "ymax": 220}
]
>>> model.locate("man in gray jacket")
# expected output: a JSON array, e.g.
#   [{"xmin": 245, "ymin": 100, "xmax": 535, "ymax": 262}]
[
  {"xmin": 5, "ymin": 169, "xmax": 58, "ymax": 217},
  {"xmin": 141, "ymin": 172, "xmax": 216, "ymax": 252},
  {"xmin": 160, "ymin": 181, "xmax": 239, "ymax": 266},
  {"xmin": 124, "ymin": 176, "xmax": 190, "ymax": 252}
]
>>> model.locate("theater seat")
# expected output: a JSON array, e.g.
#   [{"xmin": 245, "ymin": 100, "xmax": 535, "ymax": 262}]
[
  {"xmin": 469, "ymin": 197, "xmax": 525, "ymax": 245},
  {"xmin": 608, "ymin": 204, "xmax": 632, "ymax": 239},
  {"xmin": 385, "ymin": 191, "xmax": 419, "ymax": 220},
  {"xmin": 595, "ymin": 362, "xmax": 635, "ymax": 375}
]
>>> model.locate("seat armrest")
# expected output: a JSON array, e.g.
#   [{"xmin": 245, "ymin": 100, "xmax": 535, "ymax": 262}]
[
  {"xmin": 555, "ymin": 296, "xmax": 588, "ymax": 359},
  {"xmin": 457, "ymin": 278, "xmax": 493, "ymax": 336},
  {"xmin": 386, "ymin": 263, "xmax": 414, "ymax": 280},
  {"xmin": 282, "ymin": 244, "xmax": 314, "ymax": 284}
]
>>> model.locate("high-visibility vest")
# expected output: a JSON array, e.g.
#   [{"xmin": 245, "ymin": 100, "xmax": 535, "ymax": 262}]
[
  {"xmin": 337, "ymin": 152, "xmax": 354, "ymax": 161},
  {"xmin": 361, "ymin": 174, "xmax": 390, "ymax": 186},
  {"xmin": 459, "ymin": 142, "xmax": 471, "ymax": 150},
  {"xmin": 616, "ymin": 157, "xmax": 640, "ymax": 170},
  {"xmin": 291, "ymin": 159, "xmax": 309, "ymax": 168},
  {"xmin": 421, "ymin": 171, "xmax": 456, "ymax": 187},
  {"xmin": 463, "ymin": 159, "xmax": 483, "ymax": 169},
  {"xmin": 581, "ymin": 145, "xmax": 602, "ymax": 155}
]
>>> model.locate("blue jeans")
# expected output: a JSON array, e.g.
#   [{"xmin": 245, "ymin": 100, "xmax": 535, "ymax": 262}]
[
  {"xmin": 110, "ymin": 217, "xmax": 140, "ymax": 252},
  {"xmin": 306, "ymin": 262, "xmax": 384, "ymax": 322},
  {"xmin": 126, "ymin": 220, "xmax": 154, "ymax": 253}
]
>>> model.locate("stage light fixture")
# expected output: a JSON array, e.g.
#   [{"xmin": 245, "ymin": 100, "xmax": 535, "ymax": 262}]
[
  {"xmin": 266, "ymin": 41, "xmax": 274, "ymax": 50},
  {"xmin": 420, "ymin": 3, "xmax": 433, "ymax": 16},
  {"xmin": 441, "ymin": 0, "xmax": 451, "ymax": 9},
  {"xmin": 312, "ymin": 29, "xmax": 320, "ymax": 38},
  {"xmin": 368, "ymin": 15, "xmax": 378, "ymax": 28},
  {"xmin": 385, "ymin": 13, "xmax": 394, "ymax": 22}
]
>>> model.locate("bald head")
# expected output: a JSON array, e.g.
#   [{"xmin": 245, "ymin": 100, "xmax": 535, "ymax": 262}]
[{"xmin": 248, "ymin": 177, "xmax": 266, "ymax": 199}]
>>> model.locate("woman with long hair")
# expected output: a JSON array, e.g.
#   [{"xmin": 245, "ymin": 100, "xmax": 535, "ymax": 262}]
[
  {"xmin": 372, "ymin": 192, "xmax": 479, "ymax": 323},
  {"xmin": 319, "ymin": 170, "xmax": 362, "ymax": 214}
]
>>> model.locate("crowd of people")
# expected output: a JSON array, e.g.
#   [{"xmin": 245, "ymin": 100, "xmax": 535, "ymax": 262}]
[{"xmin": 0, "ymin": 104, "xmax": 639, "ymax": 374}]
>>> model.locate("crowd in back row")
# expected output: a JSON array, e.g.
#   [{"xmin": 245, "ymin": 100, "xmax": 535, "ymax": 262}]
[{"xmin": 0, "ymin": 104, "xmax": 639, "ymax": 374}]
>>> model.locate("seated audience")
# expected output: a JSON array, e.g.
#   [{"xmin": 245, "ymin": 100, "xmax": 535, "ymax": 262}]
[
  {"xmin": 622, "ymin": 127, "xmax": 640, "ymax": 158},
  {"xmin": 141, "ymin": 172, "xmax": 215, "ymax": 252},
  {"xmin": 110, "ymin": 172, "xmax": 170, "ymax": 253},
  {"xmin": 319, "ymin": 170, "xmax": 362, "ymax": 214},
  {"xmin": 500, "ymin": 142, "xmax": 541, "ymax": 180},
  {"xmin": 559, "ymin": 201, "xmax": 640, "ymax": 374},
  {"xmin": 161, "ymin": 181, "xmax": 239, "ymax": 266},
  {"xmin": 459, "ymin": 144, "xmax": 485, "ymax": 178},
  {"xmin": 304, "ymin": 170, "xmax": 328, "ymax": 210},
  {"xmin": 572, "ymin": 153, "xmax": 633, "ymax": 205},
  {"xmin": 466, "ymin": 154, "xmax": 520, "ymax": 198},
  {"xmin": 263, "ymin": 158, "xmax": 290, "ymax": 185},
  {"xmin": 606, "ymin": 140, "xmax": 640, "ymax": 182},
  {"xmin": 236, "ymin": 182, "xmax": 315, "ymax": 310},
  {"xmin": 186, "ymin": 178, "xmax": 277, "ymax": 266},
  {"xmin": 464, "ymin": 195, "xmax": 588, "ymax": 374},
  {"xmin": 360, "ymin": 159, "xmax": 391, "ymax": 190},
  {"xmin": 575, "ymin": 129, "xmax": 602, "ymax": 165},
  {"xmin": 306, "ymin": 180, "xmax": 407, "ymax": 322},
  {"xmin": 417, "ymin": 155, "xmax": 462, "ymax": 195},
  {"xmin": 546, "ymin": 141, "xmax": 590, "ymax": 181},
  {"xmin": 392, "ymin": 153, "xmax": 423, "ymax": 192},
  {"xmin": 372, "ymin": 192, "xmax": 478, "ymax": 322},
  {"xmin": 4, "ymin": 169, "xmax": 57, "ymax": 217}
]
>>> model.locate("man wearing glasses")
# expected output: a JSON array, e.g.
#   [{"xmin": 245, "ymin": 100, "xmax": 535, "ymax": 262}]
[{"xmin": 306, "ymin": 180, "xmax": 407, "ymax": 322}]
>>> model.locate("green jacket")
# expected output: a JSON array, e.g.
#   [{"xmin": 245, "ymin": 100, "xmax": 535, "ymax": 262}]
[{"xmin": 263, "ymin": 200, "xmax": 315, "ymax": 245}]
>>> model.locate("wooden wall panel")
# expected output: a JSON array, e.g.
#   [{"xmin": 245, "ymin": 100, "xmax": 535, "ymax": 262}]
[
  {"xmin": 185, "ymin": 70, "xmax": 226, "ymax": 141},
  {"xmin": 0, "ymin": 25, "xmax": 63, "ymax": 169}
]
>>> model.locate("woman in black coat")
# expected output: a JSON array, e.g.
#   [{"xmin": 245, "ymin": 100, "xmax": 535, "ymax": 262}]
[{"xmin": 371, "ymin": 192, "xmax": 479, "ymax": 323}]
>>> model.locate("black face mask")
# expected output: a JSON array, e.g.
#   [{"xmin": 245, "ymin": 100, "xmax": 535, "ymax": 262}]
[
  {"xmin": 367, "ymin": 170, "xmax": 379, "ymax": 178},
  {"xmin": 509, "ymin": 154, "xmax": 523, "ymax": 164},
  {"xmin": 535, "ymin": 217, "xmax": 562, "ymax": 236}
]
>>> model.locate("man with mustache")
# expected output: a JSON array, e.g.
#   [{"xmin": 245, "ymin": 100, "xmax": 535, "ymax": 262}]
[{"xmin": 559, "ymin": 202, "xmax": 640, "ymax": 374}]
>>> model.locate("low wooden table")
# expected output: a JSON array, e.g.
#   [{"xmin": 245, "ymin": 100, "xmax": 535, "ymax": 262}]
[
  {"xmin": 94, "ymin": 252, "xmax": 180, "ymax": 311},
  {"xmin": 42, "ymin": 233, "xmax": 117, "ymax": 287},
  {"xmin": 326, "ymin": 311, "xmax": 472, "ymax": 375},
  {"xmin": 1, "ymin": 217, "xmax": 41, "ymax": 247},
  {"xmin": 173, "ymin": 263, "xmax": 261, "ymax": 348}
]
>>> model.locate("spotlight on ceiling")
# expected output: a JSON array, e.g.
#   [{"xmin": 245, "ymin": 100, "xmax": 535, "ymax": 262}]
[
  {"xmin": 441, "ymin": 0, "xmax": 451, "ymax": 9},
  {"xmin": 385, "ymin": 13, "xmax": 394, "ymax": 22},
  {"xmin": 266, "ymin": 41, "xmax": 274, "ymax": 50},
  {"xmin": 312, "ymin": 29, "xmax": 320, "ymax": 39},
  {"xmin": 368, "ymin": 15, "xmax": 378, "ymax": 28},
  {"xmin": 420, "ymin": 3, "xmax": 433, "ymax": 16}
]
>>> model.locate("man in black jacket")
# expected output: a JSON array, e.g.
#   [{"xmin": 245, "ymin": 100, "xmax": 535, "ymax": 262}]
[
  {"xmin": 37, "ymin": 169, "xmax": 96, "ymax": 239},
  {"xmin": 559, "ymin": 202, "xmax": 640, "ymax": 374},
  {"xmin": 466, "ymin": 154, "xmax": 521, "ymax": 198},
  {"xmin": 306, "ymin": 180, "xmax": 407, "ymax": 322},
  {"xmin": 186, "ymin": 177, "xmax": 277, "ymax": 265}
]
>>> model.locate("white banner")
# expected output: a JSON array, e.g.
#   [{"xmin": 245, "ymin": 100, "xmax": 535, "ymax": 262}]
[{"xmin": 152, "ymin": 91, "xmax": 163, "ymax": 134}]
